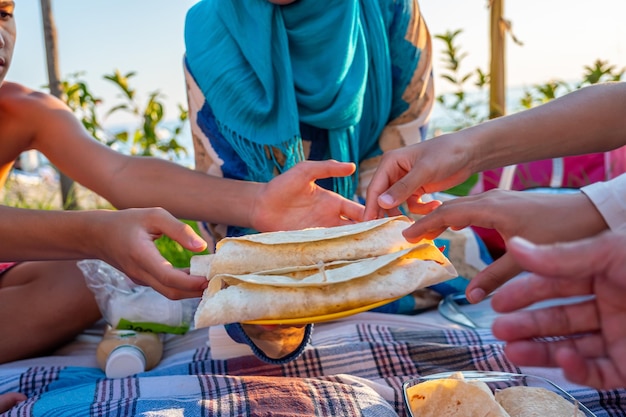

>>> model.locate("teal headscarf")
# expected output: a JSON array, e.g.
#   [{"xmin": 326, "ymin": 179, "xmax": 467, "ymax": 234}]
[{"xmin": 185, "ymin": 0, "xmax": 393, "ymax": 198}]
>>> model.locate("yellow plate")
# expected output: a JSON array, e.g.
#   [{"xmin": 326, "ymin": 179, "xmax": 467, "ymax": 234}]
[{"xmin": 242, "ymin": 297, "xmax": 401, "ymax": 326}]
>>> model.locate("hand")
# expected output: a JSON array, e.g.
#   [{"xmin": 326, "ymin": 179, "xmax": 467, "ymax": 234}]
[
  {"xmin": 397, "ymin": 190, "xmax": 607, "ymax": 302},
  {"xmin": 91, "ymin": 208, "xmax": 208, "ymax": 299},
  {"xmin": 363, "ymin": 134, "xmax": 476, "ymax": 220},
  {"xmin": 250, "ymin": 160, "xmax": 365, "ymax": 232},
  {"xmin": 491, "ymin": 232, "xmax": 626, "ymax": 390},
  {"xmin": 0, "ymin": 392, "xmax": 27, "ymax": 414}
]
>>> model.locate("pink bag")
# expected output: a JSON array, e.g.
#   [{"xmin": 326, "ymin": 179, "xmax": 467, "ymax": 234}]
[
  {"xmin": 471, "ymin": 146, "xmax": 626, "ymax": 258},
  {"xmin": 474, "ymin": 147, "xmax": 626, "ymax": 193}
]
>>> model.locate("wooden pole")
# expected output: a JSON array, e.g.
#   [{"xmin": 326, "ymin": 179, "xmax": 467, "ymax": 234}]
[
  {"xmin": 489, "ymin": 0, "xmax": 506, "ymax": 119},
  {"xmin": 40, "ymin": 0, "xmax": 78, "ymax": 209}
]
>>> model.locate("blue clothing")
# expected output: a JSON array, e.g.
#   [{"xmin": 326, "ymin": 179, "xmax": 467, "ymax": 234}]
[
  {"xmin": 185, "ymin": 0, "xmax": 428, "ymax": 201},
  {"xmin": 184, "ymin": 0, "xmax": 435, "ymax": 364}
]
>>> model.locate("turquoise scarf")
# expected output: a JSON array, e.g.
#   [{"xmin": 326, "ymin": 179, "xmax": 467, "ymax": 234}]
[{"xmin": 185, "ymin": 0, "xmax": 393, "ymax": 198}]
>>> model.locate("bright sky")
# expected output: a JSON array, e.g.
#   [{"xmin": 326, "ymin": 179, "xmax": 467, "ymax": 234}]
[{"xmin": 9, "ymin": 0, "xmax": 626, "ymax": 125}]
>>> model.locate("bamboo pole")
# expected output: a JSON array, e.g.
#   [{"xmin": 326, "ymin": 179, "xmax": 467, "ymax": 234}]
[
  {"xmin": 489, "ymin": 0, "xmax": 506, "ymax": 119},
  {"xmin": 40, "ymin": 0, "xmax": 78, "ymax": 209}
]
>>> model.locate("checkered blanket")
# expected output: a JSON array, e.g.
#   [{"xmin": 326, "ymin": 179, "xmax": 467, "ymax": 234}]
[{"xmin": 0, "ymin": 312, "xmax": 623, "ymax": 416}]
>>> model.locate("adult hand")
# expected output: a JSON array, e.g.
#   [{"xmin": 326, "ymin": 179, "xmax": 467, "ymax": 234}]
[
  {"xmin": 491, "ymin": 232, "xmax": 626, "ymax": 390},
  {"xmin": 91, "ymin": 208, "xmax": 208, "ymax": 299},
  {"xmin": 363, "ymin": 133, "xmax": 476, "ymax": 220},
  {"xmin": 251, "ymin": 160, "xmax": 365, "ymax": 232},
  {"xmin": 398, "ymin": 190, "xmax": 607, "ymax": 303}
]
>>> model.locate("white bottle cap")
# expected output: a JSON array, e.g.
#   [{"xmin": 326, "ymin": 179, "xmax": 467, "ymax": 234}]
[{"xmin": 105, "ymin": 345, "xmax": 147, "ymax": 379}]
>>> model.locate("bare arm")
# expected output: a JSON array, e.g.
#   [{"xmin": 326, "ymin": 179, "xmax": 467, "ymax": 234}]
[
  {"xmin": 364, "ymin": 82, "xmax": 626, "ymax": 219},
  {"xmin": 0, "ymin": 206, "xmax": 208, "ymax": 298},
  {"xmin": 18, "ymin": 87, "xmax": 363, "ymax": 231},
  {"xmin": 0, "ymin": 84, "xmax": 363, "ymax": 298}
]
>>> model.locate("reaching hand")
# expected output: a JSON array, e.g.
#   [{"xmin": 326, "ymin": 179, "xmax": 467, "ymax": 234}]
[
  {"xmin": 363, "ymin": 134, "xmax": 476, "ymax": 220},
  {"xmin": 491, "ymin": 232, "xmax": 626, "ymax": 390},
  {"xmin": 251, "ymin": 160, "xmax": 365, "ymax": 232},
  {"xmin": 91, "ymin": 208, "xmax": 208, "ymax": 299},
  {"xmin": 395, "ymin": 190, "xmax": 607, "ymax": 303}
]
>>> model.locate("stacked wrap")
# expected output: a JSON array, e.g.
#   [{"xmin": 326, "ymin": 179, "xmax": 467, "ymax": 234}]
[{"xmin": 191, "ymin": 216, "xmax": 457, "ymax": 327}]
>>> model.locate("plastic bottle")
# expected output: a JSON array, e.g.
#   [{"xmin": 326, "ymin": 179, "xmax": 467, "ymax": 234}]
[{"xmin": 96, "ymin": 326, "xmax": 164, "ymax": 379}]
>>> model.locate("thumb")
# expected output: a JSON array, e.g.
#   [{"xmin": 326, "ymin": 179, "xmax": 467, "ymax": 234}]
[{"xmin": 377, "ymin": 175, "xmax": 426, "ymax": 210}]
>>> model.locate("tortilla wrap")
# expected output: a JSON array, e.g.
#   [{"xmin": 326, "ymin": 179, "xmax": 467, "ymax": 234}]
[
  {"xmin": 495, "ymin": 386, "xmax": 580, "ymax": 416},
  {"xmin": 207, "ymin": 216, "xmax": 417, "ymax": 277},
  {"xmin": 195, "ymin": 246, "xmax": 456, "ymax": 327},
  {"xmin": 406, "ymin": 377, "xmax": 509, "ymax": 417},
  {"xmin": 192, "ymin": 216, "xmax": 457, "ymax": 327}
]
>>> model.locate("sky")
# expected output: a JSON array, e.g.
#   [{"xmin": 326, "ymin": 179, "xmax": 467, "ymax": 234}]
[{"xmin": 8, "ymin": 0, "xmax": 626, "ymax": 126}]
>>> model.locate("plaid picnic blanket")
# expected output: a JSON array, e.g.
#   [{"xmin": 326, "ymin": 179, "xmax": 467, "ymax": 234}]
[{"xmin": 1, "ymin": 312, "xmax": 624, "ymax": 416}]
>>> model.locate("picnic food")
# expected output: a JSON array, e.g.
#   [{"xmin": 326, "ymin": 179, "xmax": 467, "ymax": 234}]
[
  {"xmin": 405, "ymin": 374, "xmax": 509, "ymax": 416},
  {"xmin": 405, "ymin": 373, "xmax": 583, "ymax": 417},
  {"xmin": 495, "ymin": 386, "xmax": 582, "ymax": 416},
  {"xmin": 191, "ymin": 215, "xmax": 457, "ymax": 327}
]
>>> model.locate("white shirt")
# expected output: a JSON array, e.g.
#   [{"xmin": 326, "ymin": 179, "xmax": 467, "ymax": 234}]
[{"xmin": 581, "ymin": 173, "xmax": 626, "ymax": 233}]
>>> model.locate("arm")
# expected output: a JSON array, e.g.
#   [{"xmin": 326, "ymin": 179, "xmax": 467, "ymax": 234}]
[
  {"xmin": 581, "ymin": 173, "xmax": 626, "ymax": 234},
  {"xmin": 364, "ymin": 82, "xmax": 626, "ymax": 219},
  {"xmin": 402, "ymin": 173, "xmax": 626, "ymax": 302},
  {"xmin": 23, "ymin": 89, "xmax": 363, "ymax": 231},
  {"xmin": 0, "ymin": 206, "xmax": 207, "ymax": 299},
  {"xmin": 400, "ymin": 189, "xmax": 608, "ymax": 302},
  {"xmin": 3, "ymin": 84, "xmax": 363, "ymax": 298}
]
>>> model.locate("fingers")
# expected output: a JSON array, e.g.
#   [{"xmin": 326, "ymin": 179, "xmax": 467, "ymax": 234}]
[
  {"xmin": 501, "ymin": 338, "xmax": 625, "ymax": 390},
  {"xmin": 556, "ymin": 347, "xmax": 625, "ymax": 390},
  {"xmin": 300, "ymin": 159, "xmax": 356, "ymax": 180},
  {"xmin": 556, "ymin": 347, "xmax": 593, "ymax": 388},
  {"xmin": 492, "ymin": 299, "xmax": 600, "ymax": 340},
  {"xmin": 295, "ymin": 160, "xmax": 366, "ymax": 225},
  {"xmin": 465, "ymin": 254, "xmax": 522, "ymax": 303},
  {"xmin": 406, "ymin": 198, "xmax": 442, "ymax": 216},
  {"xmin": 505, "ymin": 234, "xmax": 607, "ymax": 280},
  {"xmin": 364, "ymin": 159, "xmax": 410, "ymax": 219},
  {"xmin": 128, "ymin": 255, "xmax": 207, "ymax": 300},
  {"xmin": 339, "ymin": 200, "xmax": 365, "ymax": 224},
  {"xmin": 151, "ymin": 211, "xmax": 207, "ymax": 253},
  {"xmin": 491, "ymin": 271, "xmax": 591, "ymax": 313},
  {"xmin": 403, "ymin": 195, "xmax": 494, "ymax": 240},
  {"xmin": 149, "ymin": 268, "xmax": 207, "ymax": 300},
  {"xmin": 0, "ymin": 392, "xmax": 27, "ymax": 413},
  {"xmin": 500, "ymin": 334, "xmax": 602, "ymax": 368},
  {"xmin": 115, "ymin": 209, "xmax": 208, "ymax": 299},
  {"xmin": 375, "ymin": 176, "xmax": 423, "ymax": 210},
  {"xmin": 401, "ymin": 222, "xmax": 447, "ymax": 242}
]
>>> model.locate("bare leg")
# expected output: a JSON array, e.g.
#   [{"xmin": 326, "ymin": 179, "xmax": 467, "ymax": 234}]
[{"xmin": 0, "ymin": 260, "xmax": 101, "ymax": 363}]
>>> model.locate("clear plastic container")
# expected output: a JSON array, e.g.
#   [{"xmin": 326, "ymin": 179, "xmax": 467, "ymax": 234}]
[{"xmin": 403, "ymin": 371, "xmax": 596, "ymax": 417}]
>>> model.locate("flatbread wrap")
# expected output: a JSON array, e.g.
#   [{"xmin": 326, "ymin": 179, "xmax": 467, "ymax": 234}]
[
  {"xmin": 405, "ymin": 374, "xmax": 509, "ymax": 417},
  {"xmin": 495, "ymin": 386, "xmax": 582, "ymax": 416},
  {"xmin": 405, "ymin": 373, "xmax": 586, "ymax": 417},
  {"xmin": 192, "ymin": 215, "xmax": 457, "ymax": 327}
]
